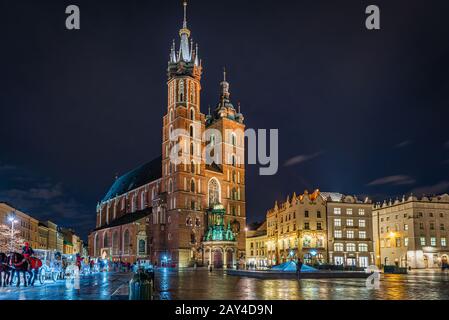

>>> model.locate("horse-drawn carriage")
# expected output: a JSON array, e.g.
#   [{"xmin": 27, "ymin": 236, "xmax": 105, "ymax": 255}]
[
  {"xmin": 34, "ymin": 249, "xmax": 63, "ymax": 283},
  {"xmin": 2, "ymin": 250, "xmax": 62, "ymax": 286}
]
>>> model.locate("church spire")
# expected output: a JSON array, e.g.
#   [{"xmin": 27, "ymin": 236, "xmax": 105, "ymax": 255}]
[
  {"xmin": 183, "ymin": 0, "xmax": 188, "ymax": 29},
  {"xmin": 167, "ymin": 1, "xmax": 202, "ymax": 80},
  {"xmin": 220, "ymin": 67, "xmax": 230, "ymax": 101},
  {"xmin": 178, "ymin": 1, "xmax": 191, "ymax": 62}
]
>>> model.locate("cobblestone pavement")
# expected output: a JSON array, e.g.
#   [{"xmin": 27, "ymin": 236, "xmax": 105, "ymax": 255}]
[
  {"xmin": 0, "ymin": 272, "xmax": 132, "ymax": 300},
  {"xmin": 155, "ymin": 269, "xmax": 449, "ymax": 300},
  {"xmin": 0, "ymin": 269, "xmax": 448, "ymax": 300}
]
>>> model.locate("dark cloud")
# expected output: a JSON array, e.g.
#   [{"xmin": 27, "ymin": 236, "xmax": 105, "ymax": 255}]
[
  {"xmin": 0, "ymin": 164, "xmax": 16, "ymax": 171},
  {"xmin": 394, "ymin": 140, "xmax": 413, "ymax": 148},
  {"xmin": 411, "ymin": 181, "xmax": 449, "ymax": 196},
  {"xmin": 284, "ymin": 152, "xmax": 324, "ymax": 167},
  {"xmin": 0, "ymin": 166, "xmax": 91, "ymax": 239},
  {"xmin": 367, "ymin": 175, "xmax": 415, "ymax": 187}
]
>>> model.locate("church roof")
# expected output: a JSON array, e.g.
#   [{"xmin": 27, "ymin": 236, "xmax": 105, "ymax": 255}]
[
  {"xmin": 93, "ymin": 208, "xmax": 152, "ymax": 232},
  {"xmin": 101, "ymin": 156, "xmax": 162, "ymax": 202}
]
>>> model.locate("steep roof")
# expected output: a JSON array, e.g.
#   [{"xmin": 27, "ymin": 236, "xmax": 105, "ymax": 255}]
[
  {"xmin": 93, "ymin": 208, "xmax": 151, "ymax": 232},
  {"xmin": 101, "ymin": 156, "xmax": 162, "ymax": 202},
  {"xmin": 319, "ymin": 192, "xmax": 345, "ymax": 202}
]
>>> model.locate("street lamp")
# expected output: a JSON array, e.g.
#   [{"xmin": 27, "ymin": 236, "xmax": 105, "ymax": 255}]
[{"xmin": 7, "ymin": 213, "xmax": 18, "ymax": 252}]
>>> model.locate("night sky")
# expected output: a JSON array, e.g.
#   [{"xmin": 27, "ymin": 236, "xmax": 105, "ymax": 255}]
[{"xmin": 1, "ymin": 0, "xmax": 449, "ymax": 240}]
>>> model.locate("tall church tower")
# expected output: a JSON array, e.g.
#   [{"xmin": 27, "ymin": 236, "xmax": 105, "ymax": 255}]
[
  {"xmin": 162, "ymin": 1, "xmax": 207, "ymax": 267},
  {"xmin": 160, "ymin": 1, "xmax": 246, "ymax": 267},
  {"xmin": 205, "ymin": 70, "xmax": 246, "ymax": 259}
]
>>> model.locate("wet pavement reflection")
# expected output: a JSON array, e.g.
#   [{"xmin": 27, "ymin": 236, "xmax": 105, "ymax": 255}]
[
  {"xmin": 0, "ymin": 272, "xmax": 132, "ymax": 300},
  {"xmin": 155, "ymin": 269, "xmax": 449, "ymax": 300},
  {"xmin": 0, "ymin": 269, "xmax": 448, "ymax": 300}
]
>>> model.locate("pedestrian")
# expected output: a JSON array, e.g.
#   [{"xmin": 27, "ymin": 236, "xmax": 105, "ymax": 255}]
[{"xmin": 296, "ymin": 258, "xmax": 303, "ymax": 280}]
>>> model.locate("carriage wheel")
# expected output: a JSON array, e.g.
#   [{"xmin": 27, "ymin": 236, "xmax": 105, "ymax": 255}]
[{"xmin": 9, "ymin": 272, "xmax": 16, "ymax": 285}]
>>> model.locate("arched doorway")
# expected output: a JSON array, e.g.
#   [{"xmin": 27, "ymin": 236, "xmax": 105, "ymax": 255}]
[
  {"xmin": 213, "ymin": 248, "xmax": 223, "ymax": 268},
  {"xmin": 226, "ymin": 249, "xmax": 233, "ymax": 268},
  {"xmin": 442, "ymin": 255, "xmax": 448, "ymax": 268},
  {"xmin": 424, "ymin": 255, "xmax": 429, "ymax": 268}
]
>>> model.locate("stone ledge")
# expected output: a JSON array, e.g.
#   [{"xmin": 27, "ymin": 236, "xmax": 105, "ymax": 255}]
[{"xmin": 226, "ymin": 270, "xmax": 371, "ymax": 279}]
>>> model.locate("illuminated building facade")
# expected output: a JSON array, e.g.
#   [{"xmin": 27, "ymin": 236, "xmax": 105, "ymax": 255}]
[
  {"xmin": 325, "ymin": 193, "xmax": 374, "ymax": 267},
  {"xmin": 373, "ymin": 194, "xmax": 449, "ymax": 269},
  {"xmin": 0, "ymin": 202, "xmax": 79, "ymax": 254},
  {"xmin": 266, "ymin": 190, "xmax": 328, "ymax": 266},
  {"xmin": 246, "ymin": 221, "xmax": 268, "ymax": 268},
  {"xmin": 88, "ymin": 2, "xmax": 246, "ymax": 267},
  {"xmin": 257, "ymin": 190, "xmax": 375, "ymax": 268},
  {"xmin": 1, "ymin": 202, "xmax": 39, "ymax": 250}
]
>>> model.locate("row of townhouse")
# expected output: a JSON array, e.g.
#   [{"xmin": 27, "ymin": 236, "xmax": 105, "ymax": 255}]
[
  {"xmin": 246, "ymin": 190, "xmax": 449, "ymax": 269},
  {"xmin": 0, "ymin": 202, "xmax": 86, "ymax": 255}
]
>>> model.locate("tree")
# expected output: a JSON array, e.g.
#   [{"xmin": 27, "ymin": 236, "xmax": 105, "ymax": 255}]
[{"xmin": 0, "ymin": 224, "xmax": 26, "ymax": 253}]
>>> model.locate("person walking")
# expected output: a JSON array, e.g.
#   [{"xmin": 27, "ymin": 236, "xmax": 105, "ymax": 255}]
[
  {"xmin": 22, "ymin": 242, "xmax": 35, "ymax": 272},
  {"xmin": 296, "ymin": 258, "xmax": 303, "ymax": 280}
]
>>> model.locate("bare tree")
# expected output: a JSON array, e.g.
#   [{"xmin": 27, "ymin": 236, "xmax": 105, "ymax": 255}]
[{"xmin": 0, "ymin": 224, "xmax": 26, "ymax": 253}]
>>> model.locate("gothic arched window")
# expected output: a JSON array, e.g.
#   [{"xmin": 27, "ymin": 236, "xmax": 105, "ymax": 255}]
[
  {"xmin": 103, "ymin": 232, "xmax": 109, "ymax": 248},
  {"xmin": 191, "ymin": 161, "xmax": 195, "ymax": 174},
  {"xmin": 168, "ymin": 179, "xmax": 173, "ymax": 193},
  {"xmin": 94, "ymin": 233, "xmax": 100, "ymax": 256},
  {"xmin": 141, "ymin": 191, "xmax": 146, "ymax": 209},
  {"xmin": 190, "ymin": 142, "xmax": 194, "ymax": 156},
  {"xmin": 189, "ymin": 125, "xmax": 194, "ymax": 138},
  {"xmin": 112, "ymin": 231, "xmax": 119, "ymax": 255},
  {"xmin": 178, "ymin": 79, "xmax": 184, "ymax": 102},
  {"xmin": 190, "ymin": 179, "xmax": 195, "ymax": 193},
  {"xmin": 138, "ymin": 239, "xmax": 146, "ymax": 255},
  {"xmin": 208, "ymin": 178, "xmax": 221, "ymax": 206},
  {"xmin": 131, "ymin": 195, "xmax": 137, "ymax": 212},
  {"xmin": 190, "ymin": 108, "xmax": 195, "ymax": 120},
  {"xmin": 123, "ymin": 230, "xmax": 130, "ymax": 254},
  {"xmin": 231, "ymin": 133, "xmax": 237, "ymax": 146},
  {"xmin": 190, "ymin": 84, "xmax": 195, "ymax": 104}
]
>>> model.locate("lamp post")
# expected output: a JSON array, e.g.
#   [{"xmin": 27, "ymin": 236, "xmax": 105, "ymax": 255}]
[{"xmin": 8, "ymin": 213, "xmax": 18, "ymax": 252}]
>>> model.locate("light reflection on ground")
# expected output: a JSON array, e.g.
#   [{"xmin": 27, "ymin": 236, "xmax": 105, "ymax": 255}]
[
  {"xmin": 156, "ymin": 269, "xmax": 449, "ymax": 300},
  {"xmin": 0, "ymin": 269, "xmax": 448, "ymax": 300}
]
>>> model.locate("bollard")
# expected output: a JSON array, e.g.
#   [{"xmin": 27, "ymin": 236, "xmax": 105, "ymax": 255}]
[{"xmin": 129, "ymin": 269, "xmax": 153, "ymax": 300}]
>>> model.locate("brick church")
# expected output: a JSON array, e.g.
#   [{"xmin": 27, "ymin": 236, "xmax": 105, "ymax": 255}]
[{"xmin": 88, "ymin": 2, "xmax": 246, "ymax": 268}]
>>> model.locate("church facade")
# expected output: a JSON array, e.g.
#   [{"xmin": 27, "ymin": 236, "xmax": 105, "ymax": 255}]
[{"xmin": 88, "ymin": 2, "xmax": 246, "ymax": 268}]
